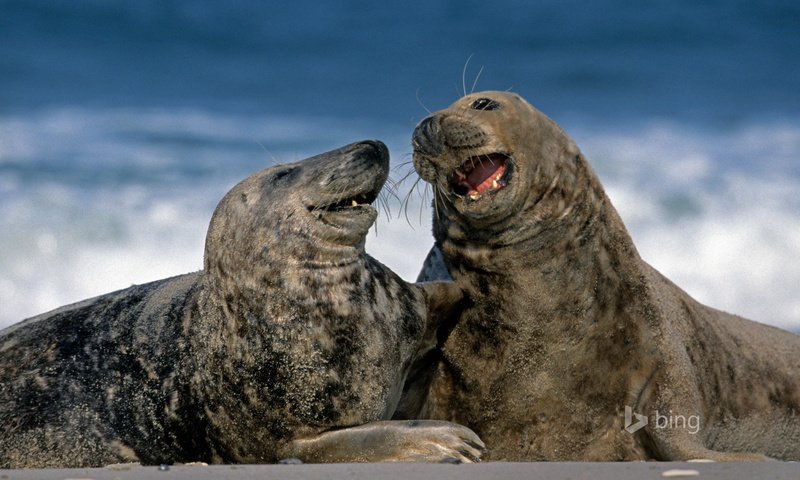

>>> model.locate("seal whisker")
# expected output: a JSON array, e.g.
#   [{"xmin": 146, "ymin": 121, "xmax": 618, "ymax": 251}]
[
  {"xmin": 394, "ymin": 167, "xmax": 421, "ymax": 187},
  {"xmin": 392, "ymin": 158, "xmax": 419, "ymax": 196},
  {"xmin": 429, "ymin": 187, "xmax": 438, "ymax": 222},
  {"xmin": 422, "ymin": 182, "xmax": 435, "ymax": 224},
  {"xmin": 382, "ymin": 177, "xmax": 403, "ymax": 203},
  {"xmin": 393, "ymin": 161, "xmax": 430, "ymax": 217},
  {"xmin": 393, "ymin": 158, "xmax": 416, "ymax": 172},
  {"xmin": 415, "ymin": 88, "xmax": 432, "ymax": 115},
  {"xmin": 432, "ymin": 184, "xmax": 449, "ymax": 222},
  {"xmin": 461, "ymin": 54, "xmax": 474, "ymax": 97},
  {"xmin": 392, "ymin": 159, "xmax": 420, "ymax": 184},
  {"xmin": 400, "ymin": 176, "xmax": 426, "ymax": 225},
  {"xmin": 437, "ymin": 181, "xmax": 455, "ymax": 203},
  {"xmin": 470, "ymin": 65, "xmax": 484, "ymax": 94},
  {"xmin": 377, "ymin": 190, "xmax": 393, "ymax": 220},
  {"xmin": 420, "ymin": 182, "xmax": 435, "ymax": 223}
]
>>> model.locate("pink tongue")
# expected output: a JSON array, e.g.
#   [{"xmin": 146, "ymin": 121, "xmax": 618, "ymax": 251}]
[{"xmin": 466, "ymin": 161, "xmax": 502, "ymax": 189}]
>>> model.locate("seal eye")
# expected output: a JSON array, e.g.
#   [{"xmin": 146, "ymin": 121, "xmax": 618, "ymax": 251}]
[{"xmin": 471, "ymin": 98, "xmax": 501, "ymax": 111}]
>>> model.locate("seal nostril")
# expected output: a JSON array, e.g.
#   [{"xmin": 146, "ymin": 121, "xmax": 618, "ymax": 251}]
[
  {"xmin": 363, "ymin": 139, "xmax": 389, "ymax": 161},
  {"xmin": 359, "ymin": 139, "xmax": 387, "ymax": 155},
  {"xmin": 413, "ymin": 116, "xmax": 443, "ymax": 157}
]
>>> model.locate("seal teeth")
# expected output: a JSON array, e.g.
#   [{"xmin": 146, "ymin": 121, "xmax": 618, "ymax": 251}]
[
  {"xmin": 315, "ymin": 192, "xmax": 376, "ymax": 212},
  {"xmin": 451, "ymin": 153, "xmax": 509, "ymax": 200}
]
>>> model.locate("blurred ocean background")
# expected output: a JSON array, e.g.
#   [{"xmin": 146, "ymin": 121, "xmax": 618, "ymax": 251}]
[{"xmin": 1, "ymin": 0, "xmax": 798, "ymax": 330}]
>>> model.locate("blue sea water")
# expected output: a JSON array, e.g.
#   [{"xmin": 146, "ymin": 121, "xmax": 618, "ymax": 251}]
[{"xmin": 1, "ymin": 0, "xmax": 799, "ymax": 329}]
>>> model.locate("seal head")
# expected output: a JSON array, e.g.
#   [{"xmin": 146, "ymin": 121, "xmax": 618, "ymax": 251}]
[
  {"xmin": 413, "ymin": 91, "xmax": 583, "ymax": 247},
  {"xmin": 206, "ymin": 140, "xmax": 388, "ymax": 267}
]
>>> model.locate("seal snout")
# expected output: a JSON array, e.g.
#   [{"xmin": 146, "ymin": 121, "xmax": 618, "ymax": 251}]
[
  {"xmin": 413, "ymin": 116, "xmax": 444, "ymax": 157},
  {"xmin": 302, "ymin": 140, "xmax": 391, "ymax": 246},
  {"xmin": 358, "ymin": 139, "xmax": 390, "ymax": 163},
  {"xmin": 312, "ymin": 140, "xmax": 389, "ymax": 209}
]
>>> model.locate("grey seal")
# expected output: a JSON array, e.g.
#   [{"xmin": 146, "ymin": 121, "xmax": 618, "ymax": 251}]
[
  {"xmin": 0, "ymin": 140, "xmax": 483, "ymax": 468},
  {"xmin": 404, "ymin": 91, "xmax": 800, "ymax": 461}
]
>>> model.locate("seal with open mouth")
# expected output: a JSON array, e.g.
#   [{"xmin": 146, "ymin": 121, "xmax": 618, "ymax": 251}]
[
  {"xmin": 0, "ymin": 140, "xmax": 483, "ymax": 468},
  {"xmin": 404, "ymin": 91, "xmax": 800, "ymax": 461}
]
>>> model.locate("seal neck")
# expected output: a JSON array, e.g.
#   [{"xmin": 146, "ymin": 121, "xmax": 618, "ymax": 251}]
[
  {"xmin": 439, "ymin": 153, "xmax": 649, "ymax": 337},
  {"xmin": 441, "ymin": 180, "xmax": 655, "ymax": 395}
]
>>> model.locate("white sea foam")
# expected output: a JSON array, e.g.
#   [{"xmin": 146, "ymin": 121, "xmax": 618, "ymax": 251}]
[
  {"xmin": 1, "ymin": 109, "xmax": 798, "ymax": 332},
  {"xmin": 577, "ymin": 123, "xmax": 800, "ymax": 330}
]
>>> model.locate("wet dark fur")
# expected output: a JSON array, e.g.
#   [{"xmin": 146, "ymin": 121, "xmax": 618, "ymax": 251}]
[
  {"xmin": 404, "ymin": 91, "xmax": 800, "ymax": 461},
  {"xmin": 0, "ymin": 141, "xmax": 482, "ymax": 468}
]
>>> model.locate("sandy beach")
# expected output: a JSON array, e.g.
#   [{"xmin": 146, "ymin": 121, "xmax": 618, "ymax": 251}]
[{"xmin": 1, "ymin": 462, "xmax": 798, "ymax": 480}]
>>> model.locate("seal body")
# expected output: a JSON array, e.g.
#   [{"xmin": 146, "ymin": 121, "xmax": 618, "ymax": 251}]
[
  {"xmin": 0, "ymin": 141, "xmax": 482, "ymax": 468},
  {"xmin": 406, "ymin": 91, "xmax": 800, "ymax": 461}
]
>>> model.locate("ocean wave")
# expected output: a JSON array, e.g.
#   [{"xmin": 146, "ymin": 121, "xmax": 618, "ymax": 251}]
[{"xmin": 1, "ymin": 109, "xmax": 798, "ymax": 332}]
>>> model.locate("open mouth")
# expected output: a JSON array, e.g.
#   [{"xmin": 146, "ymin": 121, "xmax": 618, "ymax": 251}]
[
  {"xmin": 311, "ymin": 190, "xmax": 379, "ymax": 213},
  {"xmin": 449, "ymin": 153, "xmax": 511, "ymax": 200}
]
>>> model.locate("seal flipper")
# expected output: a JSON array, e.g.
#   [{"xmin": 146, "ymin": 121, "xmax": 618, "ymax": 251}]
[
  {"xmin": 278, "ymin": 420, "xmax": 484, "ymax": 463},
  {"xmin": 416, "ymin": 279, "xmax": 464, "ymax": 327},
  {"xmin": 646, "ymin": 428, "xmax": 771, "ymax": 461}
]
